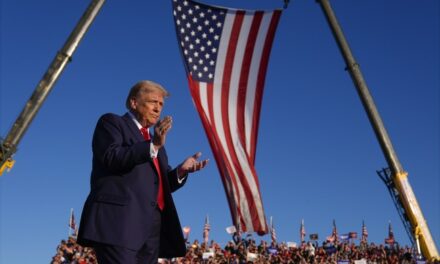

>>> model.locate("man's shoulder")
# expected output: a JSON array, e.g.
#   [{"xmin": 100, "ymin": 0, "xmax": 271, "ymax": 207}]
[{"xmin": 98, "ymin": 113, "xmax": 127, "ymax": 123}]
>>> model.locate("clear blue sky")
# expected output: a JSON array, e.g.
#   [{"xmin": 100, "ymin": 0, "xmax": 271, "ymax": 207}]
[{"xmin": 1, "ymin": 0, "xmax": 439, "ymax": 263}]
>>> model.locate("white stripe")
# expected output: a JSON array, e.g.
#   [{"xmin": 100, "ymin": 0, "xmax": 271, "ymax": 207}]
[
  {"xmin": 198, "ymin": 82, "xmax": 210, "ymax": 124},
  {"xmin": 245, "ymin": 12, "xmax": 274, "ymax": 156}
]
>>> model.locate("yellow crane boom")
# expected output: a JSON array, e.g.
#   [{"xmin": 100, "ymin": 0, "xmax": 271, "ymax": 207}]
[
  {"xmin": 318, "ymin": 0, "xmax": 439, "ymax": 261},
  {"xmin": 0, "ymin": 0, "xmax": 105, "ymax": 176}
]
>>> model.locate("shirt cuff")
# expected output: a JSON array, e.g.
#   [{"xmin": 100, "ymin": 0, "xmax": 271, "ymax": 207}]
[
  {"xmin": 149, "ymin": 142, "xmax": 158, "ymax": 159},
  {"xmin": 177, "ymin": 175, "xmax": 186, "ymax": 184},
  {"xmin": 176, "ymin": 167, "xmax": 187, "ymax": 184}
]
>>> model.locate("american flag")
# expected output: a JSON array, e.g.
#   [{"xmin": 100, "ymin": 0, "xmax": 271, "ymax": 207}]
[
  {"xmin": 69, "ymin": 209, "xmax": 76, "ymax": 230},
  {"xmin": 69, "ymin": 208, "xmax": 77, "ymax": 237},
  {"xmin": 203, "ymin": 215, "xmax": 210, "ymax": 244},
  {"xmin": 300, "ymin": 219, "xmax": 306, "ymax": 243},
  {"xmin": 172, "ymin": 0, "xmax": 282, "ymax": 235},
  {"xmin": 361, "ymin": 220, "xmax": 368, "ymax": 243},
  {"xmin": 385, "ymin": 221, "xmax": 395, "ymax": 245},
  {"xmin": 332, "ymin": 219, "xmax": 338, "ymax": 243},
  {"xmin": 270, "ymin": 216, "xmax": 277, "ymax": 243}
]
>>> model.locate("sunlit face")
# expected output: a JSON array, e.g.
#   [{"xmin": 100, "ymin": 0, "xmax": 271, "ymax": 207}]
[{"xmin": 130, "ymin": 89, "xmax": 164, "ymax": 127}]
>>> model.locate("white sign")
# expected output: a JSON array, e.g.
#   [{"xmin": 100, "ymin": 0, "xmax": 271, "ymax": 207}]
[
  {"xmin": 202, "ymin": 252, "xmax": 215, "ymax": 260},
  {"xmin": 246, "ymin": 252, "xmax": 258, "ymax": 261}
]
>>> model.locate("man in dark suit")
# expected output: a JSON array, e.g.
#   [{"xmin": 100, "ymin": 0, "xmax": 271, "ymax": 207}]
[{"xmin": 77, "ymin": 80, "xmax": 208, "ymax": 264}]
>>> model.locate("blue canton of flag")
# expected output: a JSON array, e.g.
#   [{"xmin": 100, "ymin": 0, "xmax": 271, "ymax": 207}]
[{"xmin": 173, "ymin": 0, "xmax": 225, "ymax": 82}]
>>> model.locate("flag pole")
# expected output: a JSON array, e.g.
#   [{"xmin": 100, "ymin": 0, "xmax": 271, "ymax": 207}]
[
  {"xmin": 317, "ymin": 0, "xmax": 439, "ymax": 260},
  {"xmin": 0, "ymin": 0, "xmax": 106, "ymax": 176}
]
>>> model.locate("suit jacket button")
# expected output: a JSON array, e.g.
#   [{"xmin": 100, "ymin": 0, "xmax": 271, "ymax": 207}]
[{"xmin": 150, "ymin": 202, "xmax": 156, "ymax": 207}]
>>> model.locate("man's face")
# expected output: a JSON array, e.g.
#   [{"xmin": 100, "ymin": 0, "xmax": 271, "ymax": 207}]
[{"xmin": 131, "ymin": 89, "xmax": 164, "ymax": 127}]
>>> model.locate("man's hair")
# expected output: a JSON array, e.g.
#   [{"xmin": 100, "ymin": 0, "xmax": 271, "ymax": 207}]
[{"xmin": 125, "ymin": 80, "xmax": 170, "ymax": 110}]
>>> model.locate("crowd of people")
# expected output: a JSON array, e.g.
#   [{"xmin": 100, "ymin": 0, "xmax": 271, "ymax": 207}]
[
  {"xmin": 51, "ymin": 237, "xmax": 97, "ymax": 264},
  {"xmin": 51, "ymin": 235, "xmax": 436, "ymax": 263}
]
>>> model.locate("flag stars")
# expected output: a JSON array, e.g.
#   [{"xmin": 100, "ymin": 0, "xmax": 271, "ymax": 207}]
[{"xmin": 173, "ymin": 0, "xmax": 227, "ymax": 82}]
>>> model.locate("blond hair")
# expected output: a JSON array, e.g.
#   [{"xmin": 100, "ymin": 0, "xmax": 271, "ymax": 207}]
[{"xmin": 125, "ymin": 80, "xmax": 170, "ymax": 110}]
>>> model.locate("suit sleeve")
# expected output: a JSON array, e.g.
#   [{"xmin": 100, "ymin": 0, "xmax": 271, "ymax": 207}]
[
  {"xmin": 92, "ymin": 114, "xmax": 151, "ymax": 174},
  {"xmin": 156, "ymin": 147, "xmax": 187, "ymax": 193}
]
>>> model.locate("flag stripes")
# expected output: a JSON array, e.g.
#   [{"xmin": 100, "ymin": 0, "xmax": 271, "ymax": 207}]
[{"xmin": 173, "ymin": 0, "xmax": 282, "ymax": 234}]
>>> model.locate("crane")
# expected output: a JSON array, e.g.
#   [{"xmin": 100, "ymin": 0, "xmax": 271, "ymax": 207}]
[
  {"xmin": 318, "ymin": 0, "xmax": 439, "ymax": 261},
  {"xmin": 0, "ymin": 0, "xmax": 105, "ymax": 176}
]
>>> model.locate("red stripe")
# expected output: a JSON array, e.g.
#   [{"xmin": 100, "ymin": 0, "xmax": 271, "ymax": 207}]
[
  {"xmin": 236, "ymin": 12, "xmax": 263, "ymax": 158},
  {"xmin": 250, "ymin": 10, "xmax": 282, "ymax": 164}
]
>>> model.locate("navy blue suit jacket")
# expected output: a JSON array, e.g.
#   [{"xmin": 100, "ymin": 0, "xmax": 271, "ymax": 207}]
[{"xmin": 77, "ymin": 113, "xmax": 187, "ymax": 258}]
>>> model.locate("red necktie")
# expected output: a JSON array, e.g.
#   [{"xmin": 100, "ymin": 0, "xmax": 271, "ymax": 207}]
[{"xmin": 140, "ymin": 128, "xmax": 165, "ymax": 210}]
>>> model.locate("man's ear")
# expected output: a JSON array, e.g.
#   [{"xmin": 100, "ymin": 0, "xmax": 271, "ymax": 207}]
[{"xmin": 130, "ymin": 97, "xmax": 137, "ymax": 110}]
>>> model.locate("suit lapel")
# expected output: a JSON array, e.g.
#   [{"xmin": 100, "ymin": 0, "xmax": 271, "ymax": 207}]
[{"xmin": 122, "ymin": 113, "xmax": 144, "ymax": 142}]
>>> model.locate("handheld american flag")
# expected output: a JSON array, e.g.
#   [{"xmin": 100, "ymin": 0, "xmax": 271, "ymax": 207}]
[
  {"xmin": 203, "ymin": 215, "xmax": 210, "ymax": 244},
  {"xmin": 69, "ymin": 208, "xmax": 76, "ymax": 230},
  {"xmin": 361, "ymin": 220, "xmax": 368, "ymax": 243},
  {"xmin": 300, "ymin": 219, "xmax": 306, "ymax": 243},
  {"xmin": 172, "ymin": 0, "xmax": 281, "ymax": 235},
  {"xmin": 270, "ymin": 216, "xmax": 277, "ymax": 243}
]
